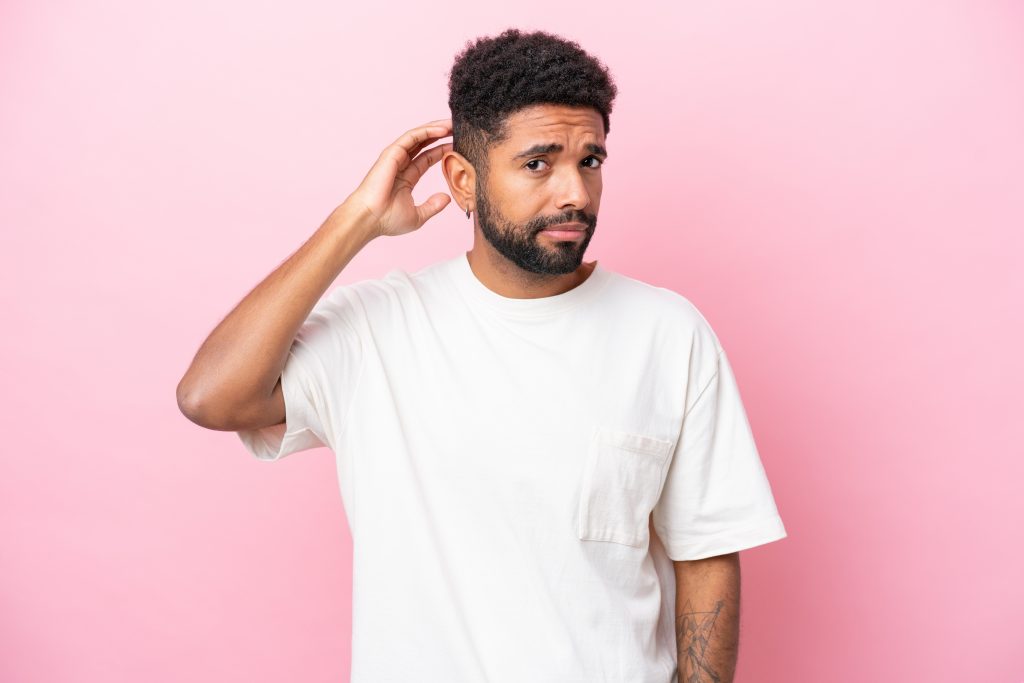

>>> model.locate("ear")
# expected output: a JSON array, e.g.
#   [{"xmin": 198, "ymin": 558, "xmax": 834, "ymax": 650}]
[{"xmin": 441, "ymin": 151, "xmax": 477, "ymax": 213}]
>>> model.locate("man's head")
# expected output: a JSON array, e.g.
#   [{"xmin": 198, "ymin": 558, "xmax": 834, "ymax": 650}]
[{"xmin": 443, "ymin": 28, "xmax": 618, "ymax": 276}]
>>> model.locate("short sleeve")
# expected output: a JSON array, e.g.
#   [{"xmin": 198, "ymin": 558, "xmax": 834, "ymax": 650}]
[
  {"xmin": 652, "ymin": 348, "xmax": 787, "ymax": 560},
  {"xmin": 236, "ymin": 286, "xmax": 365, "ymax": 462}
]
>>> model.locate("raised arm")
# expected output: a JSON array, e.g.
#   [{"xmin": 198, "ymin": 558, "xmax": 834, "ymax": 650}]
[
  {"xmin": 673, "ymin": 552, "xmax": 741, "ymax": 683},
  {"xmin": 176, "ymin": 118, "xmax": 453, "ymax": 432}
]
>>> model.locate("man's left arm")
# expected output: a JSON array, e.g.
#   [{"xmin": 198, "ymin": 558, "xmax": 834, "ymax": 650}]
[{"xmin": 673, "ymin": 552, "xmax": 741, "ymax": 683}]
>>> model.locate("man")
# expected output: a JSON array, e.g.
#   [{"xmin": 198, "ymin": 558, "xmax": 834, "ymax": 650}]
[{"xmin": 177, "ymin": 28, "xmax": 787, "ymax": 683}]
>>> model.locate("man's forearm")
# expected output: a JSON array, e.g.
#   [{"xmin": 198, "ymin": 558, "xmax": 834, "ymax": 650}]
[{"xmin": 673, "ymin": 552, "xmax": 741, "ymax": 683}]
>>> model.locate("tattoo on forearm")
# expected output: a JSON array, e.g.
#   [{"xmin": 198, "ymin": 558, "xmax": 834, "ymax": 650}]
[{"xmin": 675, "ymin": 598, "xmax": 724, "ymax": 683}]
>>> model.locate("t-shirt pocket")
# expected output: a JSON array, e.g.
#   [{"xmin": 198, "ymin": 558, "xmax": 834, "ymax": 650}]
[{"xmin": 577, "ymin": 426, "xmax": 675, "ymax": 548}]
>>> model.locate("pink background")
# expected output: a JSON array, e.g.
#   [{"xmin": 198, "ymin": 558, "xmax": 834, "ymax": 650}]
[{"xmin": 2, "ymin": 1, "xmax": 1022, "ymax": 681}]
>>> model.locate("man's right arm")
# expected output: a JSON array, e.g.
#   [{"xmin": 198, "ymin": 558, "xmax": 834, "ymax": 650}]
[
  {"xmin": 176, "ymin": 117, "xmax": 455, "ymax": 434},
  {"xmin": 175, "ymin": 203, "xmax": 377, "ymax": 432}
]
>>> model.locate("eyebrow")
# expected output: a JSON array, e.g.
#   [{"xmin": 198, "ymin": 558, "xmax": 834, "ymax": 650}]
[{"xmin": 511, "ymin": 142, "xmax": 608, "ymax": 160}]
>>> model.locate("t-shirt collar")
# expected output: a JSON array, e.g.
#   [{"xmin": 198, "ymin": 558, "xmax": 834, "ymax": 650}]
[{"xmin": 450, "ymin": 250, "xmax": 610, "ymax": 318}]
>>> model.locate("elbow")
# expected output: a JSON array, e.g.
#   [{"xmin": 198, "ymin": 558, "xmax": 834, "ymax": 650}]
[
  {"xmin": 177, "ymin": 382, "xmax": 206, "ymax": 425},
  {"xmin": 176, "ymin": 382, "xmax": 223, "ymax": 429}
]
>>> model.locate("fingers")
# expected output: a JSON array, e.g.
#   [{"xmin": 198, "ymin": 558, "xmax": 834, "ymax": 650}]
[
  {"xmin": 415, "ymin": 192, "xmax": 452, "ymax": 228},
  {"xmin": 403, "ymin": 118, "xmax": 453, "ymax": 160},
  {"xmin": 361, "ymin": 118, "xmax": 452, "ymax": 194},
  {"xmin": 398, "ymin": 141, "xmax": 453, "ymax": 188},
  {"xmin": 387, "ymin": 118, "xmax": 452, "ymax": 161}
]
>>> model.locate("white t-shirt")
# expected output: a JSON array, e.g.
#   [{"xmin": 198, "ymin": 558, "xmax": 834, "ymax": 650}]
[{"xmin": 237, "ymin": 251, "xmax": 787, "ymax": 683}]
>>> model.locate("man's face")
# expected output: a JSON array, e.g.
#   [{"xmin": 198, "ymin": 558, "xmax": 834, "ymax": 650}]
[{"xmin": 475, "ymin": 104, "xmax": 605, "ymax": 275}]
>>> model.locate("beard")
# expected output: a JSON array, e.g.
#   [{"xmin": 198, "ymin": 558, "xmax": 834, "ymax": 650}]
[{"xmin": 474, "ymin": 181, "xmax": 596, "ymax": 276}]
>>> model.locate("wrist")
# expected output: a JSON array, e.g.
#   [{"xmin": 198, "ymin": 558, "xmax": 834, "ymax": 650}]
[{"xmin": 327, "ymin": 201, "xmax": 380, "ymax": 245}]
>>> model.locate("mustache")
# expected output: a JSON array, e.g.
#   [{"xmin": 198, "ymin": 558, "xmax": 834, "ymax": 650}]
[{"xmin": 530, "ymin": 213, "xmax": 597, "ymax": 232}]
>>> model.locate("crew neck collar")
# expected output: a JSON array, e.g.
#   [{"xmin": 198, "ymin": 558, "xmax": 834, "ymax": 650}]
[{"xmin": 450, "ymin": 250, "xmax": 610, "ymax": 318}]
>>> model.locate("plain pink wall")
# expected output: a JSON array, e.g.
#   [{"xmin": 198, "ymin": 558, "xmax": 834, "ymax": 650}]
[{"xmin": 2, "ymin": 1, "xmax": 1022, "ymax": 681}]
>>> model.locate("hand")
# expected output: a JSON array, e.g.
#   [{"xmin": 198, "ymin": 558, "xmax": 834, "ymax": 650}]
[{"xmin": 342, "ymin": 118, "xmax": 454, "ymax": 239}]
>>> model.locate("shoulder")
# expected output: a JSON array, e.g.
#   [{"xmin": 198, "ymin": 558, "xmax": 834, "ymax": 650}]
[
  {"xmin": 601, "ymin": 269, "xmax": 724, "ymax": 354},
  {"xmin": 320, "ymin": 257, "xmax": 452, "ymax": 318}
]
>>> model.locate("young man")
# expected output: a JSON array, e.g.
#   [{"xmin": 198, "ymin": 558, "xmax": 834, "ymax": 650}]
[{"xmin": 178, "ymin": 28, "xmax": 787, "ymax": 683}]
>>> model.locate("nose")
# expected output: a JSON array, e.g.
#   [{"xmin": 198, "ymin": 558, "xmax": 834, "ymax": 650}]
[{"xmin": 555, "ymin": 165, "xmax": 592, "ymax": 213}]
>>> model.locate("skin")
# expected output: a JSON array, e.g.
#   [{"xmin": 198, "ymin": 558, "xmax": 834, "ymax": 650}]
[
  {"xmin": 673, "ymin": 552, "xmax": 741, "ymax": 682},
  {"xmin": 441, "ymin": 103, "xmax": 605, "ymax": 298}
]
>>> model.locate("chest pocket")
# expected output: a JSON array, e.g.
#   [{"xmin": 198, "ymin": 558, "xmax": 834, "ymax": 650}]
[{"xmin": 577, "ymin": 426, "xmax": 675, "ymax": 548}]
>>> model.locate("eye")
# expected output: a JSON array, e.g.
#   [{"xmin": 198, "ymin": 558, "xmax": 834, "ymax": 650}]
[{"xmin": 524, "ymin": 156, "xmax": 604, "ymax": 173}]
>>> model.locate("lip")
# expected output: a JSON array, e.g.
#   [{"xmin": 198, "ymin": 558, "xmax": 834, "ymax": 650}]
[
  {"xmin": 540, "ymin": 222, "xmax": 587, "ymax": 240},
  {"xmin": 541, "ymin": 229, "xmax": 586, "ymax": 240}
]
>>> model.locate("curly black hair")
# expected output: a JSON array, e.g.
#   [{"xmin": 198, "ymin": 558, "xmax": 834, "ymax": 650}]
[{"xmin": 447, "ymin": 28, "xmax": 618, "ymax": 182}]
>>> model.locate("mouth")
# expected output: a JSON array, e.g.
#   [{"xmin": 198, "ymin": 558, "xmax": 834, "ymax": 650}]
[{"xmin": 540, "ymin": 222, "xmax": 587, "ymax": 240}]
